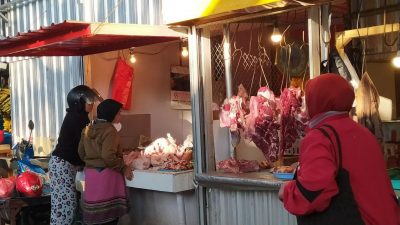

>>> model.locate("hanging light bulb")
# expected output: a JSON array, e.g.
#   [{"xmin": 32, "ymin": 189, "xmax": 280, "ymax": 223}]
[
  {"xmin": 392, "ymin": 50, "xmax": 400, "ymax": 68},
  {"xmin": 129, "ymin": 47, "xmax": 136, "ymax": 64},
  {"xmin": 271, "ymin": 26, "xmax": 282, "ymax": 43},
  {"xmin": 129, "ymin": 54, "xmax": 136, "ymax": 63},
  {"xmin": 181, "ymin": 46, "xmax": 189, "ymax": 57}
]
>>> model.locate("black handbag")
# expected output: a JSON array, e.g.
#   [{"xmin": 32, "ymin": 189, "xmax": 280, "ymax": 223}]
[{"xmin": 296, "ymin": 125, "xmax": 365, "ymax": 225}]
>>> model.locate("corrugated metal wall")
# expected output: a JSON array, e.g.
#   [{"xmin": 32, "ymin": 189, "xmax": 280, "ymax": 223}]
[
  {"xmin": 83, "ymin": 0, "xmax": 162, "ymax": 25},
  {"xmin": 10, "ymin": 57, "xmax": 83, "ymax": 155},
  {"xmin": 0, "ymin": 0, "xmax": 8, "ymax": 38},
  {"xmin": 207, "ymin": 188, "xmax": 297, "ymax": 225},
  {"xmin": 5, "ymin": 0, "xmax": 163, "ymax": 154}
]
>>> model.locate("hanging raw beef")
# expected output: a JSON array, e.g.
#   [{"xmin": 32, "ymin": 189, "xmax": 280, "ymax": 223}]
[
  {"xmin": 278, "ymin": 87, "xmax": 307, "ymax": 154},
  {"xmin": 246, "ymin": 86, "xmax": 280, "ymax": 162},
  {"xmin": 219, "ymin": 84, "xmax": 249, "ymax": 132}
]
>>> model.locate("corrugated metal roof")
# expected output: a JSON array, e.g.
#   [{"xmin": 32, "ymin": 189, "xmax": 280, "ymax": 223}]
[
  {"xmin": 0, "ymin": 20, "xmax": 184, "ymax": 57},
  {"xmin": 6, "ymin": 0, "xmax": 165, "ymax": 155}
]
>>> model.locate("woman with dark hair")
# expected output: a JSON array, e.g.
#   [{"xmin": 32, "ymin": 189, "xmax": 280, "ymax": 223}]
[
  {"xmin": 78, "ymin": 99, "xmax": 132, "ymax": 225},
  {"xmin": 49, "ymin": 85, "xmax": 98, "ymax": 225}
]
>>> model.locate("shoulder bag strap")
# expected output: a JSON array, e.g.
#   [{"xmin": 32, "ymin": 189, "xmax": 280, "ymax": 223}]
[{"xmin": 321, "ymin": 124, "xmax": 343, "ymax": 170}]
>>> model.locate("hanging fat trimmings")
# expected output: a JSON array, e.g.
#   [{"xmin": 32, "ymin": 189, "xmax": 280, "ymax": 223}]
[{"xmin": 356, "ymin": 72, "xmax": 383, "ymax": 140}]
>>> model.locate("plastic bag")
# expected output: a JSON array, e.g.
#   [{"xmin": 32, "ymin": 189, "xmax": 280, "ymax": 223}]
[
  {"xmin": 0, "ymin": 176, "xmax": 16, "ymax": 198},
  {"xmin": 111, "ymin": 58, "xmax": 134, "ymax": 110},
  {"xmin": 16, "ymin": 171, "xmax": 43, "ymax": 197},
  {"xmin": 18, "ymin": 159, "xmax": 46, "ymax": 175}
]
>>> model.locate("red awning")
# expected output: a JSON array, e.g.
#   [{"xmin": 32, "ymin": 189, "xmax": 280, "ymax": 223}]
[{"xmin": 0, "ymin": 21, "xmax": 185, "ymax": 57}]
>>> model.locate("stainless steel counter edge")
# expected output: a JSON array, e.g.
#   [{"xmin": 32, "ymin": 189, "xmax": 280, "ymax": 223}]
[{"xmin": 195, "ymin": 171, "xmax": 285, "ymax": 191}]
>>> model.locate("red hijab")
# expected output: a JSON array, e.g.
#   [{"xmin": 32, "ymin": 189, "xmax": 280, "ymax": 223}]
[{"xmin": 305, "ymin": 73, "xmax": 355, "ymax": 119}]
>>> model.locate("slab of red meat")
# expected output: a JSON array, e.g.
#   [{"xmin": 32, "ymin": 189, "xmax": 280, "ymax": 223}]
[
  {"xmin": 217, "ymin": 158, "xmax": 260, "ymax": 173},
  {"xmin": 279, "ymin": 87, "xmax": 307, "ymax": 153},
  {"xmin": 245, "ymin": 86, "xmax": 281, "ymax": 161},
  {"xmin": 238, "ymin": 159, "xmax": 260, "ymax": 173},
  {"xmin": 217, "ymin": 158, "xmax": 240, "ymax": 173}
]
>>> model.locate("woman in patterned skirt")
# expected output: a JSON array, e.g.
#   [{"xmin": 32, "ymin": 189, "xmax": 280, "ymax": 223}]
[
  {"xmin": 78, "ymin": 99, "xmax": 133, "ymax": 225},
  {"xmin": 49, "ymin": 85, "xmax": 98, "ymax": 225}
]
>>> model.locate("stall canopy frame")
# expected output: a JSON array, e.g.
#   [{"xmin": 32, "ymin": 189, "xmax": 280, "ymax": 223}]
[
  {"xmin": 335, "ymin": 23, "xmax": 400, "ymax": 87},
  {"xmin": 0, "ymin": 20, "xmax": 186, "ymax": 57}
]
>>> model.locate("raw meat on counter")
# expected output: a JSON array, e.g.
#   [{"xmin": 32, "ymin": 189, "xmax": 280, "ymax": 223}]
[
  {"xmin": 128, "ymin": 134, "xmax": 194, "ymax": 171},
  {"xmin": 270, "ymin": 166, "xmax": 295, "ymax": 173},
  {"xmin": 144, "ymin": 133, "xmax": 179, "ymax": 156},
  {"xmin": 132, "ymin": 154, "xmax": 151, "ymax": 170},
  {"xmin": 259, "ymin": 160, "xmax": 272, "ymax": 169},
  {"xmin": 217, "ymin": 158, "xmax": 260, "ymax": 173},
  {"xmin": 124, "ymin": 151, "xmax": 151, "ymax": 170},
  {"xmin": 162, "ymin": 160, "xmax": 193, "ymax": 171}
]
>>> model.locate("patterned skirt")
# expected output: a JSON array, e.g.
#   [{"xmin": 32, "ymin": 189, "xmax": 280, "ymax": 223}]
[
  {"xmin": 49, "ymin": 155, "xmax": 77, "ymax": 225},
  {"xmin": 83, "ymin": 168, "xmax": 128, "ymax": 224}
]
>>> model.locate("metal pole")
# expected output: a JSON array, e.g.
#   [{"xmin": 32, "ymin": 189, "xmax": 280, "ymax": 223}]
[
  {"xmin": 320, "ymin": 4, "xmax": 330, "ymax": 63},
  {"xmin": 223, "ymin": 24, "xmax": 235, "ymax": 158},
  {"xmin": 188, "ymin": 26, "xmax": 207, "ymax": 225},
  {"xmin": 223, "ymin": 24, "xmax": 233, "ymax": 98},
  {"xmin": 308, "ymin": 6, "xmax": 321, "ymax": 78}
]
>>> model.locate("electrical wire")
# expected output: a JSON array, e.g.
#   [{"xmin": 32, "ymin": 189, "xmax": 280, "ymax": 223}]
[
  {"xmin": 97, "ymin": 41, "xmax": 179, "ymax": 61},
  {"xmin": 92, "ymin": 0, "xmax": 123, "ymax": 35},
  {"xmin": 356, "ymin": 0, "xmax": 363, "ymax": 38},
  {"xmin": 134, "ymin": 42, "xmax": 179, "ymax": 55},
  {"xmin": 383, "ymin": 0, "xmax": 398, "ymax": 47}
]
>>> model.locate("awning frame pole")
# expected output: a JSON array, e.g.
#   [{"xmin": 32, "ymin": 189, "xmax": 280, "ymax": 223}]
[
  {"xmin": 308, "ymin": 6, "xmax": 321, "ymax": 79},
  {"xmin": 223, "ymin": 24, "xmax": 233, "ymax": 98},
  {"xmin": 320, "ymin": 4, "xmax": 330, "ymax": 62},
  {"xmin": 223, "ymin": 24, "xmax": 235, "ymax": 159}
]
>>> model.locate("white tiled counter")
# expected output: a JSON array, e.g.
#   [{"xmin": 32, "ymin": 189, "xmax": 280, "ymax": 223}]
[{"xmin": 125, "ymin": 169, "xmax": 194, "ymax": 192}]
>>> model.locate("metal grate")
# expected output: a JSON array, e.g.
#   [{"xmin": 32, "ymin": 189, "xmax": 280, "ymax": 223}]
[
  {"xmin": 212, "ymin": 40, "xmax": 225, "ymax": 82},
  {"xmin": 211, "ymin": 36, "xmax": 227, "ymax": 105}
]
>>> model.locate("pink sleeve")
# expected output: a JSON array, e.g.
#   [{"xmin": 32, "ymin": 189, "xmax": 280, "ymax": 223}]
[{"xmin": 283, "ymin": 131, "xmax": 339, "ymax": 215}]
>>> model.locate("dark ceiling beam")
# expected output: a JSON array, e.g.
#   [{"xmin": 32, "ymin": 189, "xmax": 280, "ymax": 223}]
[{"xmin": 352, "ymin": 3, "xmax": 400, "ymax": 18}]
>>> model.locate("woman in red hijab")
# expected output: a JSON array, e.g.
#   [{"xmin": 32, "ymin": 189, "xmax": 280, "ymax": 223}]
[{"xmin": 279, "ymin": 74, "xmax": 399, "ymax": 225}]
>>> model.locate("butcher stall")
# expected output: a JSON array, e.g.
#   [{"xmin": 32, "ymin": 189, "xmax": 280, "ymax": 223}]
[
  {"xmin": 164, "ymin": 1, "xmax": 327, "ymax": 225},
  {"xmin": 0, "ymin": 21, "xmax": 198, "ymax": 225},
  {"xmin": 163, "ymin": 0, "xmax": 363, "ymax": 225}
]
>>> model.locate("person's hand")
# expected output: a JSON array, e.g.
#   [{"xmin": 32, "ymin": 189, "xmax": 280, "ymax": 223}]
[
  {"xmin": 124, "ymin": 166, "xmax": 134, "ymax": 181},
  {"xmin": 278, "ymin": 182, "xmax": 288, "ymax": 202}
]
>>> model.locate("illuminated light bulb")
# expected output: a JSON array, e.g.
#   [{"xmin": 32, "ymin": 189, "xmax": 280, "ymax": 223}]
[
  {"xmin": 392, "ymin": 50, "xmax": 400, "ymax": 68},
  {"xmin": 271, "ymin": 27, "xmax": 282, "ymax": 43},
  {"xmin": 181, "ymin": 47, "xmax": 189, "ymax": 57},
  {"xmin": 129, "ymin": 54, "xmax": 136, "ymax": 64}
]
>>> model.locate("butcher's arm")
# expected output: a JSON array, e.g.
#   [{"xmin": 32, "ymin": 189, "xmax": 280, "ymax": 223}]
[{"xmin": 283, "ymin": 131, "xmax": 339, "ymax": 215}]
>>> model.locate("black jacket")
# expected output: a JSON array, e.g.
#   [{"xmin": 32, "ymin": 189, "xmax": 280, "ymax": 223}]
[{"xmin": 52, "ymin": 109, "xmax": 89, "ymax": 166}]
